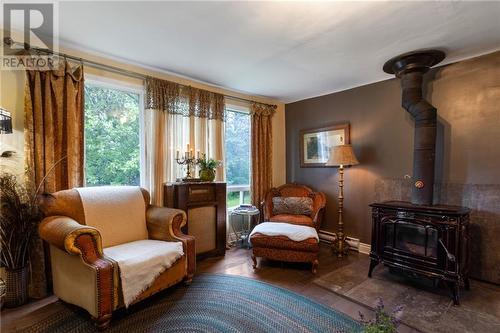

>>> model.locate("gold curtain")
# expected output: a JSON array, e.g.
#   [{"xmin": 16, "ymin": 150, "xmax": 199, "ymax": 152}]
[
  {"xmin": 24, "ymin": 61, "xmax": 84, "ymax": 298},
  {"xmin": 144, "ymin": 78, "xmax": 225, "ymax": 205},
  {"xmin": 250, "ymin": 102, "xmax": 276, "ymax": 207}
]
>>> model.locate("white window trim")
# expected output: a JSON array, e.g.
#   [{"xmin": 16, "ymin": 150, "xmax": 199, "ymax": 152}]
[
  {"xmin": 84, "ymin": 76, "xmax": 146, "ymax": 187},
  {"xmin": 225, "ymin": 98, "xmax": 250, "ymax": 114}
]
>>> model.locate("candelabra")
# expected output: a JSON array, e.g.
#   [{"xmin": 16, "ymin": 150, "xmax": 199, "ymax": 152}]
[{"xmin": 175, "ymin": 145, "xmax": 202, "ymax": 181}]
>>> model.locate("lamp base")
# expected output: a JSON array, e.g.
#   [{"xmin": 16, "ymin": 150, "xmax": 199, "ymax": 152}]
[{"xmin": 331, "ymin": 236, "xmax": 350, "ymax": 258}]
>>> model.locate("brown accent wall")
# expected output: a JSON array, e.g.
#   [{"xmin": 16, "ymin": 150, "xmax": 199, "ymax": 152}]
[{"xmin": 285, "ymin": 51, "xmax": 500, "ymax": 245}]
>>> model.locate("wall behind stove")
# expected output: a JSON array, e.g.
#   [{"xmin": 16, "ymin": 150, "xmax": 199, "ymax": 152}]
[{"xmin": 286, "ymin": 51, "xmax": 500, "ymax": 283}]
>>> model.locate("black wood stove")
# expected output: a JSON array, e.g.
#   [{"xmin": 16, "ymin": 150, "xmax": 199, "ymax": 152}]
[
  {"xmin": 369, "ymin": 201, "xmax": 470, "ymax": 304},
  {"xmin": 369, "ymin": 50, "xmax": 471, "ymax": 305}
]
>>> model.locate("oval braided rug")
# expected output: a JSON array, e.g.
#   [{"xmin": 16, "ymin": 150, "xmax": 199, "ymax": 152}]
[{"xmin": 17, "ymin": 274, "xmax": 361, "ymax": 333}]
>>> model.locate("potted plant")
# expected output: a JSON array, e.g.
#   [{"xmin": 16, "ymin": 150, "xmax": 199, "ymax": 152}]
[
  {"xmin": 0, "ymin": 173, "xmax": 43, "ymax": 307},
  {"xmin": 359, "ymin": 298, "xmax": 404, "ymax": 333},
  {"xmin": 198, "ymin": 157, "xmax": 222, "ymax": 182}
]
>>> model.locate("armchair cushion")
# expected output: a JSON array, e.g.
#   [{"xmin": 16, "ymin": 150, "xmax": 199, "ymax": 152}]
[
  {"xmin": 75, "ymin": 186, "xmax": 148, "ymax": 247},
  {"xmin": 272, "ymin": 196, "xmax": 314, "ymax": 216},
  {"xmin": 263, "ymin": 184, "xmax": 326, "ymax": 230},
  {"xmin": 269, "ymin": 214, "xmax": 313, "ymax": 226},
  {"xmin": 104, "ymin": 239, "xmax": 183, "ymax": 307}
]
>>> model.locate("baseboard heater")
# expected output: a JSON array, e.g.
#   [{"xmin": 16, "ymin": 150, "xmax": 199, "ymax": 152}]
[{"xmin": 318, "ymin": 230, "xmax": 371, "ymax": 254}]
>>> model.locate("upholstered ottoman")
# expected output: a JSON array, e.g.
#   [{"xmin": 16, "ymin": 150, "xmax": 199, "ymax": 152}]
[{"xmin": 250, "ymin": 222, "xmax": 320, "ymax": 274}]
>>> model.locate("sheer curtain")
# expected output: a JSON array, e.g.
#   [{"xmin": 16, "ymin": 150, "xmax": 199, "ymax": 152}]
[{"xmin": 144, "ymin": 79, "xmax": 225, "ymax": 205}]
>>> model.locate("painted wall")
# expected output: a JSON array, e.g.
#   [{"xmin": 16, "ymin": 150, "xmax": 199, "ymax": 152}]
[
  {"xmin": 272, "ymin": 104, "xmax": 286, "ymax": 187},
  {"xmin": 285, "ymin": 51, "xmax": 500, "ymax": 244},
  {"xmin": 0, "ymin": 69, "xmax": 25, "ymax": 175},
  {"xmin": 0, "ymin": 44, "xmax": 286, "ymax": 187}
]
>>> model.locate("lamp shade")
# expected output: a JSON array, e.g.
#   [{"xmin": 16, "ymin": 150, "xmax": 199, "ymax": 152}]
[
  {"xmin": 0, "ymin": 107, "xmax": 13, "ymax": 134},
  {"xmin": 325, "ymin": 144, "xmax": 359, "ymax": 167}
]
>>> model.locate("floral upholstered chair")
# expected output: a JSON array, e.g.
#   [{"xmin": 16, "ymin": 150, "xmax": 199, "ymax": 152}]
[
  {"xmin": 250, "ymin": 184, "xmax": 326, "ymax": 273},
  {"xmin": 38, "ymin": 186, "xmax": 195, "ymax": 329}
]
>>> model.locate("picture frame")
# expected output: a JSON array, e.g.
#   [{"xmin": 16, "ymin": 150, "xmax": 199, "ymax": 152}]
[{"xmin": 299, "ymin": 123, "xmax": 350, "ymax": 168}]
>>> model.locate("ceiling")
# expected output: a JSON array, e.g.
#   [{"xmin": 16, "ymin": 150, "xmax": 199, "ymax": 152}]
[{"xmin": 16, "ymin": 1, "xmax": 500, "ymax": 102}]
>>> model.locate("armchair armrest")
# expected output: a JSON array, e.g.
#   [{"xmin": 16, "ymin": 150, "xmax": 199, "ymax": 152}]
[
  {"xmin": 311, "ymin": 206, "xmax": 326, "ymax": 230},
  {"xmin": 262, "ymin": 193, "xmax": 275, "ymax": 221},
  {"xmin": 259, "ymin": 200, "xmax": 266, "ymax": 223},
  {"xmin": 146, "ymin": 206, "xmax": 196, "ymax": 279},
  {"xmin": 38, "ymin": 216, "xmax": 113, "ymax": 327},
  {"xmin": 311, "ymin": 192, "xmax": 327, "ymax": 230},
  {"xmin": 39, "ymin": 216, "xmax": 104, "ymax": 256}
]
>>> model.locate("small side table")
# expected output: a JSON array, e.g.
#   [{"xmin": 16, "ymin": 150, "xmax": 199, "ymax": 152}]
[{"xmin": 229, "ymin": 209, "xmax": 260, "ymax": 249}]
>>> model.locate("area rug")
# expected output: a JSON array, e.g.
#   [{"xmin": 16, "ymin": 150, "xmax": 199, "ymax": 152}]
[
  {"xmin": 313, "ymin": 257, "xmax": 500, "ymax": 333},
  {"xmin": 16, "ymin": 274, "xmax": 361, "ymax": 333}
]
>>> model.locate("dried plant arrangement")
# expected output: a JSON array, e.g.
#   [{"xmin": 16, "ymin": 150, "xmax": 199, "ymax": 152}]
[
  {"xmin": 0, "ymin": 172, "xmax": 45, "ymax": 307},
  {"xmin": 0, "ymin": 157, "xmax": 62, "ymax": 307},
  {"xmin": 0, "ymin": 173, "xmax": 42, "ymax": 270}
]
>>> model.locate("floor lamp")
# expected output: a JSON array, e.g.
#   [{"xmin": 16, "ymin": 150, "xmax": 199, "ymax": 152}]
[{"xmin": 325, "ymin": 144, "xmax": 359, "ymax": 258}]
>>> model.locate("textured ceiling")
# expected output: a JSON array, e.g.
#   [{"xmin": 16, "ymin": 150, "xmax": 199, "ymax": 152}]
[{"xmin": 14, "ymin": 1, "xmax": 500, "ymax": 102}]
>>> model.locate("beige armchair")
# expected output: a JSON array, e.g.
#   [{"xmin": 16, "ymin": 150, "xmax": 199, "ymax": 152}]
[{"xmin": 38, "ymin": 187, "xmax": 195, "ymax": 330}]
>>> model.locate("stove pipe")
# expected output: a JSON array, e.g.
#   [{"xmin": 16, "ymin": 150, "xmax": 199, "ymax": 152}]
[{"xmin": 383, "ymin": 50, "xmax": 445, "ymax": 205}]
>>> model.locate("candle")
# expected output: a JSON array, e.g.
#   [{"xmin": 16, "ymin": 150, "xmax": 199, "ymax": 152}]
[
  {"xmin": 176, "ymin": 150, "xmax": 180, "ymax": 159},
  {"xmin": 190, "ymin": 149, "xmax": 193, "ymax": 158},
  {"xmin": 197, "ymin": 150, "xmax": 200, "ymax": 159}
]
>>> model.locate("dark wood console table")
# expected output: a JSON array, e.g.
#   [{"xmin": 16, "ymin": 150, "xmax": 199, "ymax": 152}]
[{"xmin": 164, "ymin": 182, "xmax": 226, "ymax": 258}]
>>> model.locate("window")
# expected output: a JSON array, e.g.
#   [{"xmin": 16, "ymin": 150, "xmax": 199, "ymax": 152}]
[
  {"xmin": 84, "ymin": 80, "xmax": 143, "ymax": 186},
  {"xmin": 225, "ymin": 108, "xmax": 251, "ymax": 208}
]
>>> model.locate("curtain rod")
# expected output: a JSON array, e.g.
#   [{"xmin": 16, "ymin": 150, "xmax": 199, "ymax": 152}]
[{"xmin": 3, "ymin": 37, "xmax": 277, "ymax": 109}]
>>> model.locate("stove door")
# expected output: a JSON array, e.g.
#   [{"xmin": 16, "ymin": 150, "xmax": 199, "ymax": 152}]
[
  {"xmin": 393, "ymin": 222, "xmax": 438, "ymax": 258},
  {"xmin": 381, "ymin": 215, "xmax": 442, "ymax": 272}
]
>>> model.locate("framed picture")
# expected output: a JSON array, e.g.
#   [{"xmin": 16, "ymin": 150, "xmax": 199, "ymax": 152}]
[{"xmin": 300, "ymin": 123, "xmax": 350, "ymax": 167}]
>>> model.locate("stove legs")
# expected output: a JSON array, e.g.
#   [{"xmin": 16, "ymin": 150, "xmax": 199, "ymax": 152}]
[
  {"xmin": 368, "ymin": 259, "xmax": 379, "ymax": 278},
  {"xmin": 447, "ymin": 278, "xmax": 471, "ymax": 305},
  {"xmin": 367, "ymin": 260, "xmax": 467, "ymax": 305},
  {"xmin": 464, "ymin": 277, "xmax": 470, "ymax": 291},
  {"xmin": 447, "ymin": 281, "xmax": 460, "ymax": 305}
]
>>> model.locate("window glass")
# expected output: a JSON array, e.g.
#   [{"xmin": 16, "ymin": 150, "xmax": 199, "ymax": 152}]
[
  {"xmin": 225, "ymin": 109, "xmax": 251, "ymax": 207},
  {"xmin": 84, "ymin": 83, "xmax": 141, "ymax": 186}
]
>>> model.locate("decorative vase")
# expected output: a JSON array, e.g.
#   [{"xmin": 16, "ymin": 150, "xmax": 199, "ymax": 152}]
[
  {"xmin": 199, "ymin": 168, "xmax": 216, "ymax": 182},
  {"xmin": 4, "ymin": 266, "xmax": 29, "ymax": 308}
]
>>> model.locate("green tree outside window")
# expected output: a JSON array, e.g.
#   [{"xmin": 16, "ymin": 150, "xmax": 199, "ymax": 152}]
[
  {"xmin": 84, "ymin": 84, "xmax": 141, "ymax": 186},
  {"xmin": 225, "ymin": 110, "xmax": 251, "ymax": 207}
]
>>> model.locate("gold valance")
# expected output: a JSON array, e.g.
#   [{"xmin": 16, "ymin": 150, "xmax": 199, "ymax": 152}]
[
  {"xmin": 250, "ymin": 102, "xmax": 277, "ymax": 117},
  {"xmin": 145, "ymin": 78, "xmax": 225, "ymax": 121}
]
